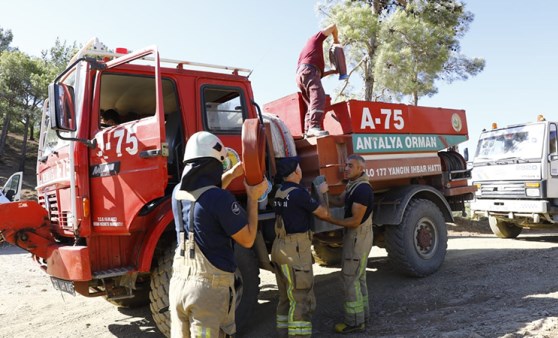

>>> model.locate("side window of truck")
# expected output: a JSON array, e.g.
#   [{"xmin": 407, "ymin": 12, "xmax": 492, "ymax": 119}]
[
  {"xmin": 99, "ymin": 73, "xmax": 178, "ymax": 127},
  {"xmin": 550, "ymin": 124, "xmax": 557, "ymax": 154},
  {"xmin": 201, "ymin": 86, "xmax": 246, "ymax": 133}
]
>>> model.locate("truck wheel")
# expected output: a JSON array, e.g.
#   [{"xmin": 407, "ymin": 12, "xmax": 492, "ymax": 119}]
[
  {"xmin": 312, "ymin": 242, "xmax": 342, "ymax": 266},
  {"xmin": 385, "ymin": 199, "xmax": 447, "ymax": 277},
  {"xmin": 148, "ymin": 245, "xmax": 260, "ymax": 337},
  {"xmin": 489, "ymin": 216, "xmax": 522, "ymax": 238},
  {"xmin": 234, "ymin": 245, "xmax": 260, "ymax": 333},
  {"xmin": 149, "ymin": 245, "xmax": 174, "ymax": 338}
]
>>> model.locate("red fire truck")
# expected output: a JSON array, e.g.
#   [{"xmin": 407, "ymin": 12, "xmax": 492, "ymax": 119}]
[{"xmin": 0, "ymin": 38, "xmax": 474, "ymax": 336}]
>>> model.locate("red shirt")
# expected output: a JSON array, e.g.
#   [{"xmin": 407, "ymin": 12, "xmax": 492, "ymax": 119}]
[{"xmin": 297, "ymin": 31, "xmax": 328, "ymax": 74}]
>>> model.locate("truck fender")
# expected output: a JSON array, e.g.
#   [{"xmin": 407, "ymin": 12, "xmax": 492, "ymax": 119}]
[
  {"xmin": 374, "ymin": 185, "xmax": 453, "ymax": 226},
  {"xmin": 136, "ymin": 197, "xmax": 175, "ymax": 272}
]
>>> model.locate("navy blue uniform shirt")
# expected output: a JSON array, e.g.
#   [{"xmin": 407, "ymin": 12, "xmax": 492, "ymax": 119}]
[
  {"xmin": 344, "ymin": 183, "xmax": 374, "ymax": 223},
  {"xmin": 274, "ymin": 181, "xmax": 320, "ymax": 234},
  {"xmin": 172, "ymin": 186, "xmax": 247, "ymax": 273}
]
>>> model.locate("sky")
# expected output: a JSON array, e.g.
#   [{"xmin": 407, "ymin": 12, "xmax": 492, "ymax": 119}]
[{"xmin": 1, "ymin": 0, "xmax": 557, "ymax": 154}]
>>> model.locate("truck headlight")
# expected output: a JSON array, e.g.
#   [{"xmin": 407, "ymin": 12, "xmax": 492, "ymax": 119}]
[
  {"xmin": 526, "ymin": 188, "xmax": 540, "ymax": 197},
  {"xmin": 525, "ymin": 182, "xmax": 540, "ymax": 197},
  {"xmin": 474, "ymin": 183, "xmax": 482, "ymax": 196}
]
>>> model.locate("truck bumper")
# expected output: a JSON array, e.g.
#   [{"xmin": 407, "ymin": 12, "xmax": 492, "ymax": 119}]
[
  {"xmin": 471, "ymin": 199, "xmax": 548, "ymax": 214},
  {"xmin": 46, "ymin": 246, "xmax": 92, "ymax": 281}
]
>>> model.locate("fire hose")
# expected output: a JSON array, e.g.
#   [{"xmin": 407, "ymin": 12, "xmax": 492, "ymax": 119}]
[{"xmin": 241, "ymin": 118, "xmax": 266, "ymax": 185}]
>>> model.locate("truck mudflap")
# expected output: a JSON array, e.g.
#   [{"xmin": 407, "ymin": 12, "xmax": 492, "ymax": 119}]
[{"xmin": 0, "ymin": 200, "xmax": 92, "ymax": 281}]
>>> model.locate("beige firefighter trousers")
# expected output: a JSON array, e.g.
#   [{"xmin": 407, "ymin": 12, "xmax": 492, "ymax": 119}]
[
  {"xmin": 341, "ymin": 214, "xmax": 373, "ymax": 326},
  {"xmin": 271, "ymin": 230, "xmax": 315, "ymax": 337},
  {"xmin": 169, "ymin": 239, "xmax": 235, "ymax": 338}
]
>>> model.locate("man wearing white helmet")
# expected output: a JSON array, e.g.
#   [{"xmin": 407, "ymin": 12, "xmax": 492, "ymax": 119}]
[{"xmin": 169, "ymin": 131, "xmax": 268, "ymax": 338}]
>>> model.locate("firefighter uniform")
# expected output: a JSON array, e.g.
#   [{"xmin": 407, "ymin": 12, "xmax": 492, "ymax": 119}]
[
  {"xmin": 271, "ymin": 181, "xmax": 320, "ymax": 337},
  {"xmin": 168, "ymin": 131, "xmax": 253, "ymax": 338},
  {"xmin": 339, "ymin": 175, "xmax": 374, "ymax": 330},
  {"xmin": 170, "ymin": 186, "xmax": 247, "ymax": 337}
]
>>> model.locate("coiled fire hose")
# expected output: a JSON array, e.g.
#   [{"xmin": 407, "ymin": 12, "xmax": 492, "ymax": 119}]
[{"xmin": 241, "ymin": 118, "xmax": 266, "ymax": 185}]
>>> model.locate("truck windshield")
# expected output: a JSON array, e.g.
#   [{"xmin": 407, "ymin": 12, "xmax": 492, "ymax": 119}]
[
  {"xmin": 474, "ymin": 123, "xmax": 545, "ymax": 162},
  {"xmin": 40, "ymin": 63, "xmax": 87, "ymax": 156}
]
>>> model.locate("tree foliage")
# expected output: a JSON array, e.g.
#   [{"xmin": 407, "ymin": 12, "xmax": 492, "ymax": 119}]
[
  {"xmin": 317, "ymin": 0, "xmax": 485, "ymax": 105},
  {"xmin": 0, "ymin": 27, "xmax": 14, "ymax": 53},
  {"xmin": 0, "ymin": 29, "xmax": 78, "ymax": 166},
  {"xmin": 0, "ymin": 50, "xmax": 49, "ymax": 158},
  {"xmin": 41, "ymin": 38, "xmax": 79, "ymax": 76}
]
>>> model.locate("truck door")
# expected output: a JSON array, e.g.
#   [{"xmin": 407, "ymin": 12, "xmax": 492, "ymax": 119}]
[
  {"xmin": 1, "ymin": 171, "xmax": 23, "ymax": 202},
  {"xmin": 548, "ymin": 123, "xmax": 558, "ymax": 198},
  {"xmin": 89, "ymin": 47, "xmax": 167, "ymax": 232}
]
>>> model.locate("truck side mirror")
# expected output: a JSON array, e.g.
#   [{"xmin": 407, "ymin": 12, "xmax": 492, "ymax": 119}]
[
  {"xmin": 48, "ymin": 83, "xmax": 76, "ymax": 132},
  {"xmin": 463, "ymin": 148, "xmax": 469, "ymax": 162}
]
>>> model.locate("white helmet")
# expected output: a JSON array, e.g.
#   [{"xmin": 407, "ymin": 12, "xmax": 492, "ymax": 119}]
[{"xmin": 183, "ymin": 131, "xmax": 227, "ymax": 163}]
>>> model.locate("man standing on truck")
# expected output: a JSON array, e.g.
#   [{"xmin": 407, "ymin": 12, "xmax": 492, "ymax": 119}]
[
  {"xmin": 169, "ymin": 131, "xmax": 267, "ymax": 338},
  {"xmin": 296, "ymin": 23, "xmax": 340, "ymax": 138},
  {"xmin": 327, "ymin": 154, "xmax": 374, "ymax": 334},
  {"xmin": 271, "ymin": 157, "xmax": 330, "ymax": 337}
]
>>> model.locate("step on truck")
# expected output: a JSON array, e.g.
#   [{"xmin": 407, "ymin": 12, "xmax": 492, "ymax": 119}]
[
  {"xmin": 0, "ymin": 38, "xmax": 475, "ymax": 336},
  {"xmin": 470, "ymin": 116, "xmax": 558, "ymax": 238}
]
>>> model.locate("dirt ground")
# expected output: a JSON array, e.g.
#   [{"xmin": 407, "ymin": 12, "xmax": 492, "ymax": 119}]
[{"xmin": 2, "ymin": 219, "xmax": 558, "ymax": 338}]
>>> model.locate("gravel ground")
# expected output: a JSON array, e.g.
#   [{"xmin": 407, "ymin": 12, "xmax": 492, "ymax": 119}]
[{"xmin": 1, "ymin": 220, "xmax": 558, "ymax": 338}]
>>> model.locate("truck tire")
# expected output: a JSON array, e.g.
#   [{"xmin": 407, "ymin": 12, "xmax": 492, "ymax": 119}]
[
  {"xmin": 384, "ymin": 199, "xmax": 447, "ymax": 277},
  {"xmin": 148, "ymin": 245, "xmax": 260, "ymax": 337},
  {"xmin": 149, "ymin": 246, "xmax": 174, "ymax": 338},
  {"xmin": 312, "ymin": 242, "xmax": 342, "ymax": 267},
  {"xmin": 489, "ymin": 216, "xmax": 522, "ymax": 238}
]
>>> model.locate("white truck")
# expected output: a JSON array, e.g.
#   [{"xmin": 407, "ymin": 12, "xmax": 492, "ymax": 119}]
[
  {"xmin": 0, "ymin": 171, "xmax": 23, "ymax": 203},
  {"xmin": 470, "ymin": 116, "xmax": 558, "ymax": 237}
]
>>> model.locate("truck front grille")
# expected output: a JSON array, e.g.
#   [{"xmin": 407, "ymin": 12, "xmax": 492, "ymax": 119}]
[
  {"xmin": 39, "ymin": 191, "xmax": 68, "ymax": 229},
  {"xmin": 479, "ymin": 182, "xmax": 525, "ymax": 198}
]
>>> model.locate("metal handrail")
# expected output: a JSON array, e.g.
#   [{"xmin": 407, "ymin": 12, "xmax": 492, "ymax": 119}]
[{"xmin": 70, "ymin": 37, "xmax": 251, "ymax": 75}]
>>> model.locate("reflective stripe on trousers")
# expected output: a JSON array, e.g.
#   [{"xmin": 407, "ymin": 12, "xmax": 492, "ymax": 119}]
[
  {"xmin": 341, "ymin": 215, "xmax": 373, "ymax": 326},
  {"xmin": 272, "ymin": 230, "xmax": 315, "ymax": 337}
]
